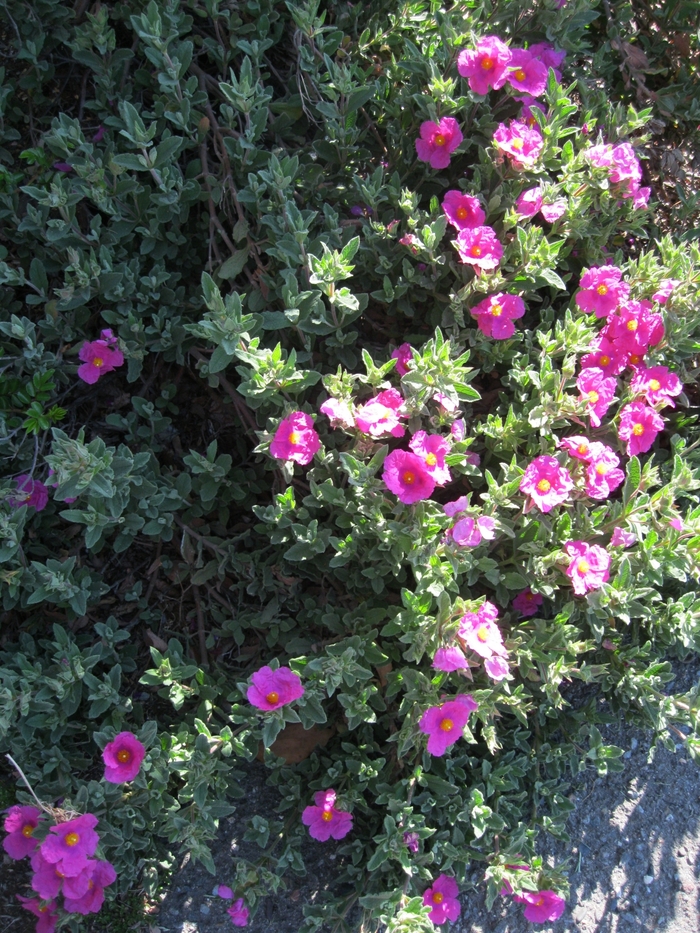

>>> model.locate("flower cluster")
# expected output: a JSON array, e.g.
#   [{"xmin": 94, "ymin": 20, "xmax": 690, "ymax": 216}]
[{"xmin": 587, "ymin": 141, "xmax": 650, "ymax": 208}]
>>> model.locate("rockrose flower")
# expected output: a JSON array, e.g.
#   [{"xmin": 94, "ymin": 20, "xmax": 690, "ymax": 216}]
[
  {"xmin": 409, "ymin": 431, "xmax": 451, "ymax": 485},
  {"xmin": 484, "ymin": 656, "xmax": 510, "ymax": 681},
  {"xmin": 63, "ymin": 859, "xmax": 117, "ymax": 915},
  {"xmin": 227, "ymin": 898, "xmax": 250, "ymax": 927},
  {"xmin": 247, "ymin": 666, "xmax": 304, "ymax": 711},
  {"xmin": 512, "ymin": 588, "xmax": 543, "ymax": 617},
  {"xmin": 77, "ymin": 337, "xmax": 124, "ymax": 384},
  {"xmin": 515, "ymin": 186, "xmax": 543, "ymax": 218},
  {"xmin": 576, "ymin": 368, "xmax": 616, "ymax": 428},
  {"xmin": 30, "ymin": 850, "xmax": 80, "ymax": 900},
  {"xmin": 8, "ymin": 476, "xmax": 49, "ymax": 512},
  {"xmin": 459, "ymin": 606, "xmax": 506, "ymax": 660},
  {"xmin": 575, "ymin": 266, "xmax": 629, "ymax": 318},
  {"xmin": 102, "ymin": 732, "xmax": 147, "ymax": 783},
  {"xmin": 630, "ymin": 365, "xmax": 682, "ymax": 408},
  {"xmin": 415, "ymin": 118, "xmax": 463, "ymax": 170},
  {"xmin": 457, "ymin": 35, "xmax": 511, "ymax": 95},
  {"xmin": 423, "ymin": 875, "xmax": 461, "ymax": 924},
  {"xmin": 419, "ymin": 696, "xmax": 477, "ymax": 756},
  {"xmin": 403, "ymin": 831, "xmax": 419, "ymax": 853},
  {"xmin": 356, "ymin": 389, "xmax": 407, "ymax": 438},
  {"xmin": 320, "ymin": 398, "xmax": 355, "ymax": 429},
  {"xmin": 453, "ymin": 226, "xmax": 503, "ymax": 272},
  {"xmin": 586, "ymin": 448, "xmax": 625, "ymax": 500},
  {"xmin": 564, "ymin": 541, "xmax": 610, "ymax": 595},
  {"xmin": 270, "ymin": 411, "xmax": 320, "ymax": 465},
  {"xmin": 540, "ymin": 199, "xmax": 566, "ymax": 222},
  {"xmin": 40, "ymin": 814, "xmax": 100, "ymax": 876},
  {"xmin": 519, "ymin": 456, "xmax": 573, "ymax": 513},
  {"xmin": 493, "ymin": 121, "xmax": 543, "ymax": 169},
  {"xmin": 611, "ymin": 527, "xmax": 636, "ymax": 547},
  {"xmin": 557, "ymin": 435, "xmax": 597, "ymax": 462},
  {"xmin": 506, "ymin": 49, "xmax": 548, "ymax": 96},
  {"xmin": 391, "ymin": 343, "xmax": 414, "ymax": 375},
  {"xmin": 516, "ymin": 95, "xmax": 546, "ymax": 128},
  {"xmin": 432, "ymin": 646, "xmax": 469, "ymax": 672},
  {"xmin": 652, "ymin": 279, "xmax": 679, "ymax": 304},
  {"xmin": 442, "ymin": 190, "xmax": 485, "ymax": 230},
  {"xmin": 514, "ymin": 890, "xmax": 566, "ymax": 923},
  {"xmin": 618, "ymin": 402, "xmax": 665, "ymax": 456},
  {"xmin": 528, "ymin": 42, "xmax": 566, "ymax": 81},
  {"xmin": 604, "ymin": 300, "xmax": 664, "ymax": 356},
  {"xmin": 470, "ymin": 292, "xmax": 525, "ymax": 339},
  {"xmin": 16, "ymin": 896, "xmax": 59, "ymax": 933},
  {"xmin": 302, "ymin": 789, "xmax": 353, "ymax": 841},
  {"xmin": 450, "ymin": 515, "xmax": 496, "ymax": 547},
  {"xmin": 383, "ymin": 449, "xmax": 436, "ymax": 504},
  {"xmin": 580, "ymin": 337, "xmax": 627, "ymax": 377},
  {"xmin": 587, "ymin": 142, "xmax": 647, "ymax": 205},
  {"xmin": 3, "ymin": 805, "xmax": 43, "ymax": 859}
]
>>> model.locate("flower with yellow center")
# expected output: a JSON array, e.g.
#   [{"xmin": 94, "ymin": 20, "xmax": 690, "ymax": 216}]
[
  {"xmin": 65, "ymin": 832, "xmax": 80, "ymax": 847},
  {"xmin": 456, "ymin": 206, "xmax": 468, "ymax": 220},
  {"xmin": 93, "ymin": 357, "xmax": 104, "ymax": 367},
  {"xmin": 266, "ymin": 691, "xmax": 279, "ymax": 705},
  {"xmin": 288, "ymin": 431, "xmax": 299, "ymax": 445},
  {"xmin": 513, "ymin": 68, "xmax": 526, "ymax": 81},
  {"xmin": 599, "ymin": 355, "xmax": 611, "ymax": 367},
  {"xmin": 588, "ymin": 390, "xmax": 599, "ymax": 404},
  {"xmin": 402, "ymin": 470, "xmax": 416, "ymax": 485},
  {"xmin": 626, "ymin": 320, "xmax": 638, "ymax": 331},
  {"xmin": 470, "ymin": 245, "xmax": 482, "ymax": 257},
  {"xmin": 434, "ymin": 134, "xmax": 446, "ymax": 146},
  {"xmin": 511, "ymin": 139, "xmax": 524, "ymax": 150},
  {"xmin": 433, "ymin": 892, "xmax": 445, "ymax": 904},
  {"xmin": 577, "ymin": 443, "xmax": 589, "ymax": 455},
  {"xmin": 490, "ymin": 303, "xmax": 503, "ymax": 317},
  {"xmin": 632, "ymin": 423, "xmax": 644, "ymax": 436},
  {"xmin": 649, "ymin": 378, "xmax": 661, "ymax": 391},
  {"xmin": 439, "ymin": 718, "xmax": 454, "ymax": 731},
  {"xmin": 425, "ymin": 453, "xmax": 437, "ymax": 467},
  {"xmin": 596, "ymin": 284, "xmax": 608, "ymax": 296},
  {"xmin": 117, "ymin": 749, "xmax": 132, "ymax": 763},
  {"xmin": 476, "ymin": 624, "xmax": 490, "ymax": 642},
  {"xmin": 22, "ymin": 824, "xmax": 34, "ymax": 838},
  {"xmin": 595, "ymin": 463, "xmax": 609, "ymax": 475},
  {"xmin": 577, "ymin": 559, "xmax": 590, "ymax": 574},
  {"xmin": 629, "ymin": 354, "xmax": 642, "ymax": 365},
  {"xmin": 481, "ymin": 57, "xmax": 494, "ymax": 70},
  {"xmin": 321, "ymin": 810, "xmax": 334, "ymax": 822},
  {"xmin": 536, "ymin": 478, "xmax": 551, "ymax": 493}
]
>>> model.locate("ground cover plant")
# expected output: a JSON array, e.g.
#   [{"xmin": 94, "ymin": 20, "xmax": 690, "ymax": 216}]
[{"xmin": 0, "ymin": 0, "xmax": 699, "ymax": 931}]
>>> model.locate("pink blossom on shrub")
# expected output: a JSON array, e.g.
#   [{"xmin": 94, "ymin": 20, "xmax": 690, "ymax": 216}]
[
  {"xmin": 459, "ymin": 610, "xmax": 506, "ymax": 660},
  {"xmin": 409, "ymin": 431, "xmax": 451, "ymax": 485},
  {"xmin": 484, "ymin": 656, "xmax": 510, "ymax": 681},
  {"xmin": 513, "ymin": 588, "xmax": 543, "ymax": 616},
  {"xmin": 451, "ymin": 515, "xmax": 496, "ymax": 547},
  {"xmin": 432, "ymin": 646, "xmax": 469, "ymax": 671},
  {"xmin": 399, "ymin": 233, "xmax": 420, "ymax": 252},
  {"xmin": 423, "ymin": 874, "xmax": 461, "ymax": 924},
  {"xmin": 516, "ymin": 95, "xmax": 547, "ymax": 128},
  {"xmin": 30, "ymin": 851, "xmax": 71, "ymax": 900},
  {"xmin": 630, "ymin": 365, "xmax": 682, "ymax": 408},
  {"xmin": 442, "ymin": 190, "xmax": 485, "ymax": 230},
  {"xmin": 391, "ymin": 343, "xmax": 414, "ymax": 375},
  {"xmin": 3, "ymin": 805, "xmax": 43, "ymax": 859},
  {"xmin": 40, "ymin": 814, "xmax": 100, "ymax": 876},
  {"xmin": 356, "ymin": 389, "xmax": 407, "ymax": 438},
  {"xmin": 320, "ymin": 398, "xmax": 355, "ymax": 429},
  {"xmin": 493, "ymin": 121, "xmax": 544, "ymax": 169},
  {"xmin": 652, "ymin": 278, "xmax": 679, "ymax": 304},
  {"xmin": 611, "ymin": 527, "xmax": 636, "ymax": 547},
  {"xmin": 580, "ymin": 337, "xmax": 627, "ymax": 377},
  {"xmin": 444, "ymin": 496, "xmax": 469, "ymax": 518},
  {"xmin": 528, "ymin": 42, "xmax": 566, "ymax": 80},
  {"xmin": 457, "ymin": 36, "xmax": 511, "ymax": 95},
  {"xmin": 515, "ymin": 186, "xmax": 543, "ymax": 218},
  {"xmin": 470, "ymin": 292, "xmax": 525, "ymax": 339},
  {"xmin": 227, "ymin": 898, "xmax": 250, "ymax": 927},
  {"xmin": 415, "ymin": 118, "xmax": 463, "ymax": 170},
  {"xmin": 564, "ymin": 541, "xmax": 610, "ymax": 595},
  {"xmin": 506, "ymin": 49, "xmax": 548, "ymax": 96},
  {"xmin": 8, "ymin": 476, "xmax": 49, "ymax": 512},
  {"xmin": 433, "ymin": 392, "xmax": 458, "ymax": 411},
  {"xmin": 557, "ymin": 435, "xmax": 596, "ymax": 462},
  {"xmin": 586, "ymin": 448, "xmax": 625, "ymax": 500},
  {"xmin": 217, "ymin": 885, "xmax": 235, "ymax": 899},
  {"xmin": 403, "ymin": 831, "xmax": 419, "ymax": 853},
  {"xmin": 576, "ymin": 368, "xmax": 616, "ymax": 428},
  {"xmin": 302, "ymin": 789, "xmax": 353, "ymax": 841},
  {"xmin": 519, "ymin": 456, "xmax": 573, "ymax": 513},
  {"xmin": 77, "ymin": 338, "xmax": 124, "ymax": 384},
  {"xmin": 419, "ymin": 697, "xmax": 477, "ymax": 756},
  {"xmin": 451, "ymin": 419, "xmax": 466, "ymax": 441},
  {"xmin": 16, "ymin": 895, "xmax": 59, "ymax": 933},
  {"xmin": 63, "ymin": 859, "xmax": 117, "ymax": 915},
  {"xmin": 383, "ymin": 449, "xmax": 436, "ymax": 504},
  {"xmin": 540, "ymin": 199, "xmax": 566, "ymax": 222},
  {"xmin": 618, "ymin": 402, "xmax": 665, "ymax": 456},
  {"xmin": 102, "ymin": 732, "xmax": 146, "ymax": 783},
  {"xmin": 575, "ymin": 266, "xmax": 629, "ymax": 318},
  {"xmin": 604, "ymin": 300, "xmax": 664, "ymax": 355},
  {"xmin": 270, "ymin": 411, "xmax": 320, "ymax": 464},
  {"xmin": 453, "ymin": 226, "xmax": 504, "ymax": 273},
  {"xmin": 247, "ymin": 666, "xmax": 304, "ymax": 710},
  {"xmin": 514, "ymin": 890, "xmax": 566, "ymax": 923}
]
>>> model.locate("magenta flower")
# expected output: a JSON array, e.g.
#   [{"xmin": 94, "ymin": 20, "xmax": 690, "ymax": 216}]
[
  {"xmin": 493, "ymin": 121, "xmax": 543, "ymax": 169},
  {"xmin": 516, "ymin": 95, "xmax": 547, "ymax": 128},
  {"xmin": 432, "ymin": 646, "xmax": 469, "ymax": 672},
  {"xmin": 611, "ymin": 527, "xmax": 636, "ymax": 547},
  {"xmin": 8, "ymin": 476, "xmax": 49, "ymax": 512},
  {"xmin": 227, "ymin": 898, "xmax": 250, "ymax": 927},
  {"xmin": 528, "ymin": 42, "xmax": 566, "ymax": 80},
  {"xmin": 399, "ymin": 233, "xmax": 420, "ymax": 253},
  {"xmin": 514, "ymin": 890, "xmax": 566, "ymax": 923},
  {"xmin": 30, "ymin": 849, "xmax": 83, "ymax": 900},
  {"xmin": 586, "ymin": 448, "xmax": 625, "ymax": 500},
  {"xmin": 419, "ymin": 697, "xmax": 477, "ymax": 756},
  {"xmin": 320, "ymin": 397, "xmax": 355, "ymax": 429},
  {"xmin": 451, "ymin": 515, "xmax": 496, "ymax": 547},
  {"xmin": 409, "ymin": 431, "xmax": 451, "ymax": 485},
  {"xmin": 302, "ymin": 789, "xmax": 353, "ymax": 841},
  {"xmin": 557, "ymin": 435, "xmax": 597, "ymax": 462},
  {"xmin": 575, "ymin": 266, "xmax": 629, "ymax": 318},
  {"xmin": 587, "ymin": 142, "xmax": 645, "ymax": 203},
  {"xmin": 63, "ymin": 859, "xmax": 117, "ymax": 915},
  {"xmin": 506, "ymin": 49, "xmax": 548, "ymax": 96},
  {"xmin": 515, "ymin": 186, "xmax": 543, "ymax": 218},
  {"xmin": 564, "ymin": 541, "xmax": 610, "ymax": 595},
  {"xmin": 247, "ymin": 666, "xmax": 304, "ymax": 711},
  {"xmin": 444, "ymin": 496, "xmax": 469, "ymax": 518},
  {"xmin": 630, "ymin": 365, "xmax": 682, "ymax": 408},
  {"xmin": 519, "ymin": 456, "xmax": 573, "ymax": 513},
  {"xmin": 415, "ymin": 118, "xmax": 463, "ymax": 170},
  {"xmin": 392, "ymin": 343, "xmax": 414, "ymax": 376},
  {"xmin": 605, "ymin": 300, "xmax": 664, "ymax": 355},
  {"xmin": 3, "ymin": 805, "xmax": 42, "ymax": 860},
  {"xmin": 576, "ymin": 368, "xmax": 616, "ymax": 428},
  {"xmin": 512, "ymin": 588, "xmax": 543, "ymax": 617},
  {"xmin": 453, "ymin": 226, "xmax": 503, "ymax": 273},
  {"xmin": 540, "ymin": 199, "xmax": 566, "ymax": 223},
  {"xmin": 618, "ymin": 402, "xmax": 665, "ymax": 456},
  {"xmin": 451, "ymin": 419, "xmax": 466, "ymax": 441},
  {"xmin": 40, "ymin": 814, "xmax": 99, "ymax": 876},
  {"xmin": 652, "ymin": 279, "xmax": 679, "ymax": 304},
  {"xmin": 102, "ymin": 731, "xmax": 147, "ymax": 783},
  {"xmin": 459, "ymin": 610, "xmax": 506, "ymax": 660},
  {"xmin": 270, "ymin": 411, "xmax": 320, "ymax": 465},
  {"xmin": 217, "ymin": 885, "xmax": 235, "ymax": 899},
  {"xmin": 457, "ymin": 36, "xmax": 511, "ymax": 95},
  {"xmin": 580, "ymin": 337, "xmax": 627, "ymax": 377},
  {"xmin": 484, "ymin": 656, "xmax": 509, "ymax": 681},
  {"xmin": 356, "ymin": 389, "xmax": 406, "ymax": 438},
  {"xmin": 382, "ymin": 449, "xmax": 436, "ymax": 504},
  {"xmin": 403, "ymin": 831, "xmax": 419, "ymax": 853},
  {"xmin": 77, "ymin": 338, "xmax": 124, "ymax": 384},
  {"xmin": 423, "ymin": 875, "xmax": 461, "ymax": 924},
  {"xmin": 442, "ymin": 190, "xmax": 486, "ymax": 231},
  {"xmin": 16, "ymin": 896, "xmax": 59, "ymax": 933},
  {"xmin": 470, "ymin": 292, "xmax": 525, "ymax": 339}
]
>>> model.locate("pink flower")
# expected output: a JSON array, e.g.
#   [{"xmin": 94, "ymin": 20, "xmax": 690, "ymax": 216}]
[
  {"xmin": 383, "ymin": 449, "xmax": 436, "ymax": 504},
  {"xmin": 669, "ymin": 515, "xmax": 683, "ymax": 532},
  {"xmin": 557, "ymin": 435, "xmax": 596, "ymax": 462},
  {"xmin": 470, "ymin": 292, "xmax": 525, "ymax": 339},
  {"xmin": 102, "ymin": 732, "xmax": 146, "ymax": 783},
  {"xmin": 575, "ymin": 266, "xmax": 629, "ymax": 318},
  {"xmin": 392, "ymin": 343, "xmax": 414, "ymax": 375},
  {"xmin": 587, "ymin": 142, "xmax": 645, "ymax": 203},
  {"xmin": 611, "ymin": 527, "xmax": 636, "ymax": 547},
  {"xmin": 3, "ymin": 805, "xmax": 43, "ymax": 859},
  {"xmin": 442, "ymin": 190, "xmax": 486, "ymax": 230},
  {"xmin": 506, "ymin": 49, "xmax": 548, "ymax": 96},
  {"xmin": 516, "ymin": 96, "xmax": 547, "ymax": 128},
  {"xmin": 459, "ymin": 610, "xmax": 506, "ymax": 660},
  {"xmin": 30, "ymin": 851, "xmax": 71, "ymax": 900},
  {"xmin": 528, "ymin": 42, "xmax": 566, "ymax": 80},
  {"xmin": 652, "ymin": 279, "xmax": 679, "ymax": 304},
  {"xmin": 457, "ymin": 36, "xmax": 511, "ymax": 95},
  {"xmin": 320, "ymin": 398, "xmax": 355, "ymax": 429},
  {"xmin": 403, "ymin": 831, "xmax": 419, "ymax": 853},
  {"xmin": 423, "ymin": 875, "xmax": 461, "ymax": 924},
  {"xmin": 515, "ymin": 186, "xmax": 543, "ymax": 218},
  {"xmin": 77, "ymin": 338, "xmax": 124, "ymax": 384},
  {"xmin": 302, "ymin": 789, "xmax": 353, "ymax": 841},
  {"xmin": 247, "ymin": 666, "xmax": 304, "ymax": 711},
  {"xmin": 444, "ymin": 496, "xmax": 469, "ymax": 518},
  {"xmin": 514, "ymin": 890, "xmax": 566, "ymax": 923},
  {"xmin": 484, "ymin": 656, "xmax": 510, "ymax": 681},
  {"xmin": 356, "ymin": 389, "xmax": 406, "ymax": 438},
  {"xmin": 450, "ymin": 515, "xmax": 496, "ymax": 547},
  {"xmin": 92, "ymin": 125, "xmax": 106, "ymax": 143},
  {"xmin": 16, "ymin": 896, "xmax": 59, "ymax": 933},
  {"xmin": 453, "ymin": 226, "xmax": 503, "ymax": 272},
  {"xmin": 227, "ymin": 898, "xmax": 250, "ymax": 927},
  {"xmin": 630, "ymin": 365, "xmax": 682, "ymax": 408},
  {"xmin": 493, "ymin": 121, "xmax": 544, "ymax": 169},
  {"xmin": 8, "ymin": 476, "xmax": 49, "ymax": 512},
  {"xmin": 451, "ymin": 419, "xmax": 466, "ymax": 441},
  {"xmin": 217, "ymin": 885, "xmax": 235, "ymax": 899},
  {"xmin": 586, "ymin": 448, "xmax": 625, "ymax": 500},
  {"xmin": 564, "ymin": 541, "xmax": 610, "ymax": 595},
  {"xmin": 419, "ymin": 697, "xmax": 477, "ymax": 756},
  {"xmin": 512, "ymin": 588, "xmax": 543, "ymax": 616},
  {"xmin": 399, "ymin": 233, "xmax": 420, "ymax": 253},
  {"xmin": 432, "ymin": 646, "xmax": 469, "ymax": 671},
  {"xmin": 433, "ymin": 392, "xmax": 458, "ymax": 411},
  {"xmin": 40, "ymin": 814, "xmax": 100, "ymax": 876},
  {"xmin": 415, "ymin": 118, "xmax": 463, "ymax": 170},
  {"xmin": 409, "ymin": 431, "xmax": 451, "ymax": 485},
  {"xmin": 605, "ymin": 301, "xmax": 664, "ymax": 356},
  {"xmin": 618, "ymin": 402, "xmax": 665, "ymax": 456},
  {"xmin": 576, "ymin": 368, "xmax": 616, "ymax": 428},
  {"xmin": 519, "ymin": 456, "xmax": 573, "ymax": 513},
  {"xmin": 540, "ymin": 199, "xmax": 566, "ymax": 222},
  {"xmin": 580, "ymin": 337, "xmax": 627, "ymax": 377},
  {"xmin": 63, "ymin": 859, "xmax": 117, "ymax": 915},
  {"xmin": 632, "ymin": 185, "xmax": 651, "ymax": 209},
  {"xmin": 270, "ymin": 411, "xmax": 320, "ymax": 465}
]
